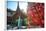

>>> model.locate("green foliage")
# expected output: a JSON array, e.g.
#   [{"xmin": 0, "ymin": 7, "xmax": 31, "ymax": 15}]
[{"xmin": 23, "ymin": 18, "xmax": 27, "ymax": 26}]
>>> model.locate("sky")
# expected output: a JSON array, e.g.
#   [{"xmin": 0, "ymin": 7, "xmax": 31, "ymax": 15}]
[
  {"xmin": 7, "ymin": 1, "xmax": 17, "ymax": 11},
  {"xmin": 19, "ymin": 2, "xmax": 28, "ymax": 14},
  {"xmin": 7, "ymin": 1, "xmax": 28, "ymax": 14}
]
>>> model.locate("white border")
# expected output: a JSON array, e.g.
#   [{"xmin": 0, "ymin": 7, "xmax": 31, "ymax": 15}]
[{"xmin": 0, "ymin": 0, "xmax": 46, "ymax": 31}]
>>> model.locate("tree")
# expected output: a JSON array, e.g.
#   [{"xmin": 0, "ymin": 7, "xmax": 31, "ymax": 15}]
[{"xmin": 27, "ymin": 3, "xmax": 44, "ymax": 28}]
